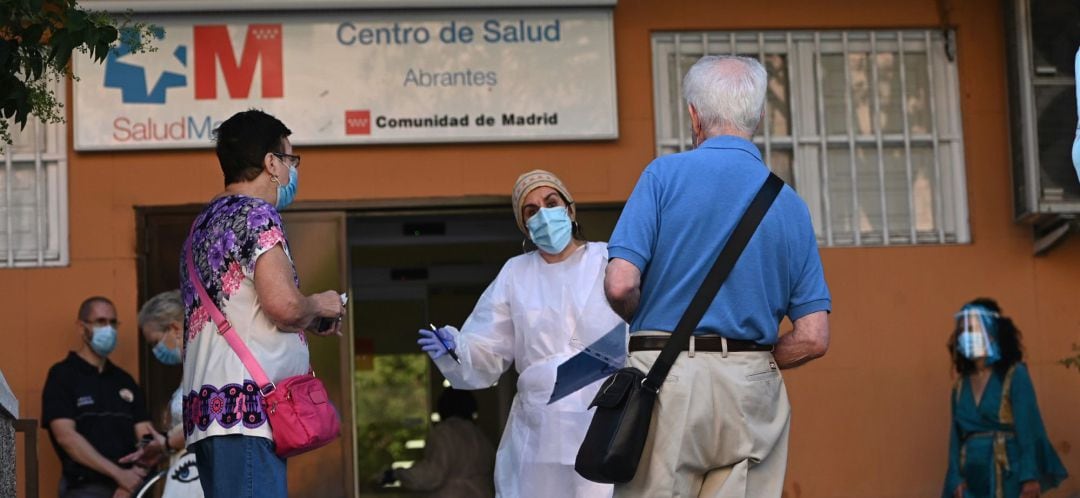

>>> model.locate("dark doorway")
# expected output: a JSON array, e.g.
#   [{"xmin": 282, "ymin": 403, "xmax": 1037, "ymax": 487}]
[
  {"xmin": 137, "ymin": 200, "xmax": 623, "ymax": 498},
  {"xmin": 348, "ymin": 204, "xmax": 621, "ymax": 497}
]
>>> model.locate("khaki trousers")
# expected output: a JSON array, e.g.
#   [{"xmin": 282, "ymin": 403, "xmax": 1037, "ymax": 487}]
[{"xmin": 613, "ymin": 338, "xmax": 791, "ymax": 498}]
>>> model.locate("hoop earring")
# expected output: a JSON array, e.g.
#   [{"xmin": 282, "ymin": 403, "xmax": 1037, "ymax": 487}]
[
  {"xmin": 521, "ymin": 238, "xmax": 531, "ymax": 254},
  {"xmin": 270, "ymin": 174, "xmax": 280, "ymax": 185}
]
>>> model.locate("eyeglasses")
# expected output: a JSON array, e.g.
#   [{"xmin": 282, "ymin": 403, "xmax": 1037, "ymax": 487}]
[
  {"xmin": 272, "ymin": 152, "xmax": 301, "ymax": 169},
  {"xmin": 82, "ymin": 318, "xmax": 120, "ymax": 327}
]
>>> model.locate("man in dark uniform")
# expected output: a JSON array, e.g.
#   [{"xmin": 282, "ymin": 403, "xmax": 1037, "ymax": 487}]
[{"xmin": 42, "ymin": 297, "xmax": 163, "ymax": 498}]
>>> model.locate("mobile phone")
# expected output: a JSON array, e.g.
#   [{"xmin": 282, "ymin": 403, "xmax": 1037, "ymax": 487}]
[
  {"xmin": 313, "ymin": 293, "xmax": 348, "ymax": 332},
  {"xmin": 314, "ymin": 316, "xmax": 339, "ymax": 333},
  {"xmin": 136, "ymin": 434, "xmax": 153, "ymax": 449}
]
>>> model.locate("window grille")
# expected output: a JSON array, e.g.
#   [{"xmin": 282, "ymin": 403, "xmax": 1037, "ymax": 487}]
[
  {"xmin": 652, "ymin": 30, "xmax": 970, "ymax": 246},
  {"xmin": 1, "ymin": 80, "xmax": 69, "ymax": 268},
  {"xmin": 1004, "ymin": 0, "xmax": 1080, "ymax": 219}
]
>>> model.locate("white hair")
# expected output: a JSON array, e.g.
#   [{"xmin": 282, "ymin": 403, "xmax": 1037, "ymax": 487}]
[
  {"xmin": 138, "ymin": 290, "xmax": 183, "ymax": 332},
  {"xmin": 682, "ymin": 55, "xmax": 768, "ymax": 136}
]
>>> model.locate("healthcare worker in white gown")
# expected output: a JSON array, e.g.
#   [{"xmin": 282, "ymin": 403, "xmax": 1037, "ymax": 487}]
[{"xmin": 418, "ymin": 169, "xmax": 625, "ymax": 498}]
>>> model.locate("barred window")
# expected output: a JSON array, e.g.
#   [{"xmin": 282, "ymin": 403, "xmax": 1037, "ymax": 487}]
[
  {"xmin": 652, "ymin": 30, "xmax": 970, "ymax": 246},
  {"xmin": 1, "ymin": 80, "xmax": 69, "ymax": 268}
]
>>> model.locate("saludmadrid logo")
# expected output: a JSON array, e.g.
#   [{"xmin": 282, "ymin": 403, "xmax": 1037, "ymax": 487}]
[{"xmin": 103, "ymin": 24, "xmax": 284, "ymax": 143}]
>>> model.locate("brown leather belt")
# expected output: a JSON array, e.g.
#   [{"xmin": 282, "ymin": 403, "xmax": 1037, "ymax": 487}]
[{"xmin": 629, "ymin": 335, "xmax": 774, "ymax": 353}]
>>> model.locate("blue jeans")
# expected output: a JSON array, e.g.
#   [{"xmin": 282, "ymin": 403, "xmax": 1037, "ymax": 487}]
[{"xmin": 191, "ymin": 435, "xmax": 286, "ymax": 498}]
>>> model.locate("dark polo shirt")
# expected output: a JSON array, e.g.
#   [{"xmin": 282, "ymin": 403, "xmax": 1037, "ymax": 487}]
[{"xmin": 42, "ymin": 352, "xmax": 150, "ymax": 487}]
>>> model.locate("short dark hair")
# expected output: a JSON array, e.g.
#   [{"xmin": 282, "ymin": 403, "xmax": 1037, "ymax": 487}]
[
  {"xmin": 78, "ymin": 296, "xmax": 114, "ymax": 321},
  {"xmin": 213, "ymin": 109, "xmax": 292, "ymax": 186},
  {"xmin": 436, "ymin": 388, "xmax": 478, "ymax": 421},
  {"xmin": 947, "ymin": 297, "xmax": 1024, "ymax": 376}
]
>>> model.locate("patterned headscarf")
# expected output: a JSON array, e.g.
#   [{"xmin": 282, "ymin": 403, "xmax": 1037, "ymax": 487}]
[
  {"xmin": 511, "ymin": 169, "xmax": 574, "ymax": 234},
  {"xmin": 955, "ymin": 304, "xmax": 1001, "ymax": 364}
]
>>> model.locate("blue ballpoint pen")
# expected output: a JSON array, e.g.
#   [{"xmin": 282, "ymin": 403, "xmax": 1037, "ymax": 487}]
[{"xmin": 430, "ymin": 323, "xmax": 461, "ymax": 363}]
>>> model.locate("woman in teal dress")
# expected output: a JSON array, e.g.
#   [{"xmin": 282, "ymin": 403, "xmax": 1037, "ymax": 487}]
[{"xmin": 943, "ymin": 299, "xmax": 1068, "ymax": 498}]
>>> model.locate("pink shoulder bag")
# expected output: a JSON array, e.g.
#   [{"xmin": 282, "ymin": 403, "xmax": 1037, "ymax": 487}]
[{"xmin": 185, "ymin": 230, "xmax": 341, "ymax": 458}]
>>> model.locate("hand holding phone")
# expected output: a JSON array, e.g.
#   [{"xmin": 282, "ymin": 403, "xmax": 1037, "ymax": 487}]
[{"xmin": 312, "ymin": 293, "xmax": 348, "ymax": 335}]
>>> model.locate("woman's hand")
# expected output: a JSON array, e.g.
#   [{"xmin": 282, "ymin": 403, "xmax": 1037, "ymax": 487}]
[
  {"xmin": 417, "ymin": 327, "xmax": 455, "ymax": 359},
  {"xmin": 1020, "ymin": 480, "xmax": 1041, "ymax": 498},
  {"xmin": 306, "ymin": 290, "xmax": 345, "ymax": 336},
  {"xmin": 953, "ymin": 482, "xmax": 965, "ymax": 498}
]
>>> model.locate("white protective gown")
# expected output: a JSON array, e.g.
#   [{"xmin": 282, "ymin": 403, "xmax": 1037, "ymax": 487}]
[{"xmin": 433, "ymin": 241, "xmax": 625, "ymax": 498}]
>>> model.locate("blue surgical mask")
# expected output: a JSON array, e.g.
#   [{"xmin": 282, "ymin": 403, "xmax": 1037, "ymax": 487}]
[
  {"xmin": 89, "ymin": 325, "xmax": 118, "ymax": 357},
  {"xmin": 152, "ymin": 340, "xmax": 182, "ymax": 365},
  {"xmin": 276, "ymin": 164, "xmax": 299, "ymax": 211},
  {"xmin": 527, "ymin": 206, "xmax": 573, "ymax": 255}
]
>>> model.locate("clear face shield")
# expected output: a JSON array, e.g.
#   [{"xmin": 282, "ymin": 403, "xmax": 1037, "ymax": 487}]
[{"xmin": 954, "ymin": 305, "xmax": 1001, "ymax": 364}]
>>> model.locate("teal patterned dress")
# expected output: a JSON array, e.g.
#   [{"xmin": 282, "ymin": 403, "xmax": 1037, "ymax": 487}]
[{"xmin": 942, "ymin": 363, "xmax": 1068, "ymax": 498}]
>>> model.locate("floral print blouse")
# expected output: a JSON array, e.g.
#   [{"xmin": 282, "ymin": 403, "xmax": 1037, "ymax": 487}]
[{"xmin": 179, "ymin": 195, "xmax": 309, "ymax": 444}]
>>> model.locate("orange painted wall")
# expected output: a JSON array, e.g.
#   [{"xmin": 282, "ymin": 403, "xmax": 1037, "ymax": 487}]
[{"xmin": 3, "ymin": 0, "xmax": 1079, "ymax": 497}]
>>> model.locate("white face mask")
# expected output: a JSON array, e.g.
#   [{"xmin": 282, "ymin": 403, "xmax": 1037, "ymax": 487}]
[{"xmin": 954, "ymin": 306, "xmax": 999, "ymax": 363}]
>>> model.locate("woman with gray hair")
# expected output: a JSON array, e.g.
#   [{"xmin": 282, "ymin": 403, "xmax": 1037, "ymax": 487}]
[
  {"xmin": 138, "ymin": 290, "xmax": 203, "ymax": 498},
  {"xmin": 139, "ymin": 291, "xmax": 185, "ymax": 367}
]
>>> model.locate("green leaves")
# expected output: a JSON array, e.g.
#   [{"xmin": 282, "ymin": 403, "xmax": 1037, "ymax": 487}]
[
  {"xmin": 1, "ymin": 0, "xmax": 156, "ymax": 148},
  {"xmin": 1061, "ymin": 343, "xmax": 1080, "ymax": 374}
]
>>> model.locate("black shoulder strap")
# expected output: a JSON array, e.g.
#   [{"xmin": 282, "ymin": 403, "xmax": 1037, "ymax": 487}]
[{"xmin": 641, "ymin": 173, "xmax": 785, "ymax": 393}]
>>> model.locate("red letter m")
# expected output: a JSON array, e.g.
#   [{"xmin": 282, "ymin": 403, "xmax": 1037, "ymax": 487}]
[{"xmin": 194, "ymin": 24, "xmax": 283, "ymax": 100}]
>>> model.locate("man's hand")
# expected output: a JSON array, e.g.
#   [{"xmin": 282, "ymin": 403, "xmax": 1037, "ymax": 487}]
[
  {"xmin": 49, "ymin": 418, "xmax": 147, "ymax": 493},
  {"xmin": 118, "ymin": 439, "xmax": 164, "ymax": 468},
  {"xmin": 112, "ymin": 487, "xmax": 133, "ymax": 498},
  {"xmin": 121, "ymin": 428, "xmax": 166, "ymax": 468},
  {"xmin": 111, "ymin": 466, "xmax": 147, "ymax": 495},
  {"xmin": 1020, "ymin": 480, "xmax": 1041, "ymax": 498}
]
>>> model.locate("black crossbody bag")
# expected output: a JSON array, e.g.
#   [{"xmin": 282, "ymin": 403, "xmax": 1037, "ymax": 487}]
[{"xmin": 575, "ymin": 173, "xmax": 784, "ymax": 484}]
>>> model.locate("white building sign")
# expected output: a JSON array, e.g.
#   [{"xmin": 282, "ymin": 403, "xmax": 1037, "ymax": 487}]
[{"xmin": 73, "ymin": 9, "xmax": 617, "ymax": 150}]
